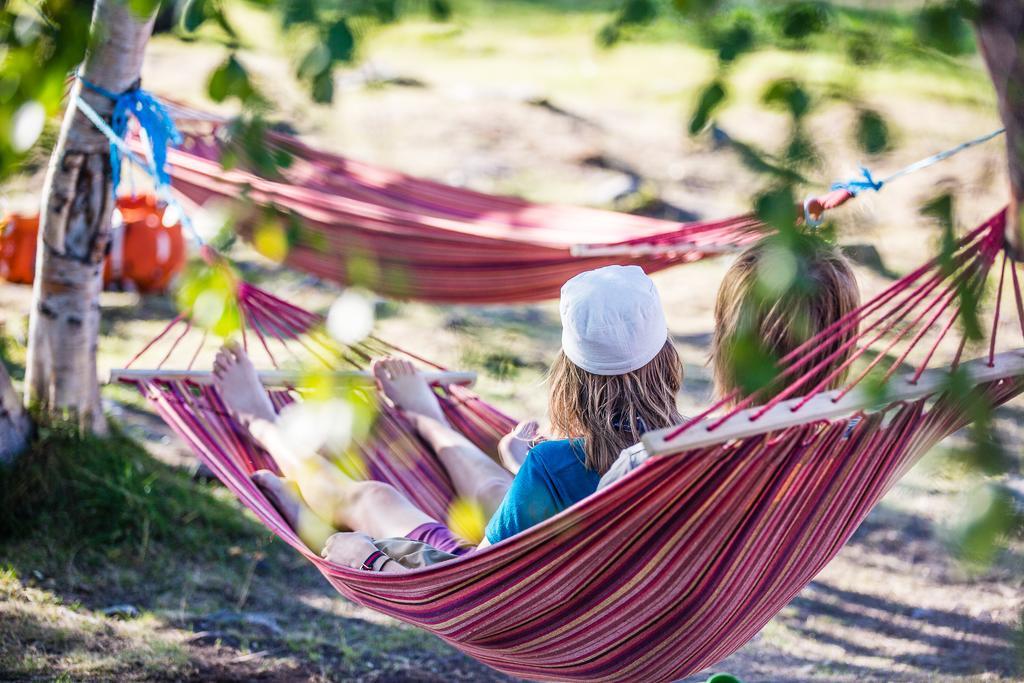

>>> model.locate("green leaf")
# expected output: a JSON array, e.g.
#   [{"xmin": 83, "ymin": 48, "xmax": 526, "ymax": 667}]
[
  {"xmin": 127, "ymin": 0, "xmax": 162, "ymax": 19},
  {"xmin": 844, "ymin": 29, "xmax": 881, "ymax": 66},
  {"xmin": 212, "ymin": 6, "xmax": 238, "ymax": 40},
  {"xmin": 761, "ymin": 78, "xmax": 810, "ymax": 119},
  {"xmin": 281, "ymin": 0, "xmax": 317, "ymax": 27},
  {"xmin": 784, "ymin": 127, "xmax": 819, "ymax": 170},
  {"xmin": 175, "ymin": 261, "xmax": 242, "ymax": 338},
  {"xmin": 312, "ymin": 70, "xmax": 334, "ymax": 104},
  {"xmin": 855, "ymin": 109, "xmax": 890, "ymax": 155},
  {"xmin": 725, "ymin": 137, "xmax": 807, "ymax": 184},
  {"xmin": 297, "ymin": 44, "xmax": 330, "ymax": 82},
  {"xmin": 596, "ymin": 24, "xmax": 620, "ymax": 48},
  {"xmin": 716, "ymin": 13, "xmax": 756, "ymax": 63},
  {"xmin": 915, "ymin": 2, "xmax": 971, "ymax": 55},
  {"xmin": 619, "ymin": 0, "xmax": 659, "ymax": 27},
  {"xmin": 207, "ymin": 54, "xmax": 252, "ymax": 104},
  {"xmin": 724, "ymin": 332, "xmax": 782, "ymax": 398},
  {"xmin": 951, "ymin": 484, "xmax": 1018, "ymax": 567},
  {"xmin": 370, "ymin": 0, "xmax": 399, "ymax": 23},
  {"xmin": 672, "ymin": 0, "xmax": 721, "ymax": 17},
  {"xmin": 428, "ymin": 0, "xmax": 452, "ymax": 22},
  {"xmin": 771, "ymin": 1, "xmax": 831, "ymax": 42},
  {"xmin": 326, "ymin": 19, "xmax": 355, "ymax": 62},
  {"xmin": 920, "ymin": 192, "xmax": 955, "ymax": 236},
  {"xmin": 688, "ymin": 80, "xmax": 727, "ymax": 136},
  {"xmin": 180, "ymin": 0, "xmax": 209, "ymax": 33},
  {"xmin": 754, "ymin": 185, "xmax": 798, "ymax": 232}
]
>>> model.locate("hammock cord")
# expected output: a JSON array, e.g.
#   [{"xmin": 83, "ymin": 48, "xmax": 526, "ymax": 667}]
[{"xmin": 663, "ymin": 216, "xmax": 1005, "ymax": 441}]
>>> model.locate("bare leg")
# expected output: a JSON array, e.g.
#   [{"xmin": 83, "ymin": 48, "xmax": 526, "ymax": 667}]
[
  {"xmin": 252, "ymin": 470, "xmax": 337, "ymax": 551},
  {"xmin": 251, "ymin": 425, "xmax": 437, "ymax": 539},
  {"xmin": 214, "ymin": 345, "xmax": 438, "ymax": 541},
  {"xmin": 371, "ymin": 357, "xmax": 525, "ymax": 516},
  {"xmin": 408, "ymin": 413, "xmax": 513, "ymax": 517}
]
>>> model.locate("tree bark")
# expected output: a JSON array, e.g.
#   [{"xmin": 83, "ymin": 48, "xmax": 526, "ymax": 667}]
[
  {"xmin": 0, "ymin": 361, "xmax": 31, "ymax": 464},
  {"xmin": 25, "ymin": 0, "xmax": 157, "ymax": 433},
  {"xmin": 975, "ymin": 0, "xmax": 1024, "ymax": 260}
]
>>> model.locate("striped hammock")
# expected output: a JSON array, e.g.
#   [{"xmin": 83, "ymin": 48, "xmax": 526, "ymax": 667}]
[
  {"xmin": 153, "ymin": 102, "xmax": 766, "ymax": 303},
  {"xmin": 115, "ymin": 209, "xmax": 1024, "ymax": 681}
]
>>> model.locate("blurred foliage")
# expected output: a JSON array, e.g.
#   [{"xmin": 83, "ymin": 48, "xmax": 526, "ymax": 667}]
[
  {"xmin": 175, "ymin": 259, "xmax": 243, "ymax": 337},
  {"xmin": 0, "ymin": 0, "xmax": 454, "ymax": 186},
  {"xmin": 446, "ymin": 496, "xmax": 486, "ymax": 544},
  {"xmin": 176, "ymin": 0, "xmax": 451, "ymax": 104},
  {"xmin": 0, "ymin": 1, "xmax": 94, "ymax": 180}
]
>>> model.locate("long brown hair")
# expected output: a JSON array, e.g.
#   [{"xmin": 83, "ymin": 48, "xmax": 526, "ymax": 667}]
[
  {"xmin": 547, "ymin": 341, "xmax": 683, "ymax": 474},
  {"xmin": 711, "ymin": 238, "xmax": 860, "ymax": 402}
]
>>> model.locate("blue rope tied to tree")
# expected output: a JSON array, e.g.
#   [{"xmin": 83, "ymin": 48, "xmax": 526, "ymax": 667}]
[
  {"xmin": 74, "ymin": 87, "xmax": 200, "ymax": 246},
  {"xmin": 830, "ymin": 166, "xmax": 884, "ymax": 196},
  {"xmin": 78, "ymin": 75, "xmax": 182, "ymax": 194}
]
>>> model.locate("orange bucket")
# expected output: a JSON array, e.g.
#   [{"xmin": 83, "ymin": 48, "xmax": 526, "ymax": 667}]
[{"xmin": 0, "ymin": 194, "xmax": 186, "ymax": 293}]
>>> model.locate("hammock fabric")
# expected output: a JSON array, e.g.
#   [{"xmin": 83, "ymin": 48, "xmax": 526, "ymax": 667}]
[
  {"xmin": 119, "ymin": 209, "xmax": 1024, "ymax": 682},
  {"xmin": 151, "ymin": 103, "xmax": 766, "ymax": 303}
]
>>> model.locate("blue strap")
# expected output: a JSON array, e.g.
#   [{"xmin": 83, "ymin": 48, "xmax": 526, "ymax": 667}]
[
  {"xmin": 79, "ymin": 75, "xmax": 182, "ymax": 194},
  {"xmin": 827, "ymin": 128, "xmax": 1005, "ymax": 201},
  {"xmin": 830, "ymin": 166, "xmax": 884, "ymax": 197}
]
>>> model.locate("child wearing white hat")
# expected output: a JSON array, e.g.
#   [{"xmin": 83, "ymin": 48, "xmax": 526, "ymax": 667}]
[
  {"xmin": 217, "ymin": 264, "xmax": 683, "ymax": 569},
  {"xmin": 230, "ymin": 239, "xmax": 859, "ymax": 571}
]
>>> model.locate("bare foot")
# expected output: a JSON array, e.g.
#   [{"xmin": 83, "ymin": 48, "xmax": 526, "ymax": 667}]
[
  {"xmin": 499, "ymin": 420, "xmax": 539, "ymax": 474},
  {"xmin": 252, "ymin": 470, "xmax": 336, "ymax": 551},
  {"xmin": 212, "ymin": 343, "xmax": 276, "ymax": 426},
  {"xmin": 371, "ymin": 357, "xmax": 448, "ymax": 424}
]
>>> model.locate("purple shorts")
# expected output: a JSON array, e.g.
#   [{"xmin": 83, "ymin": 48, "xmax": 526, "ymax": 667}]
[{"xmin": 406, "ymin": 522, "xmax": 474, "ymax": 556}]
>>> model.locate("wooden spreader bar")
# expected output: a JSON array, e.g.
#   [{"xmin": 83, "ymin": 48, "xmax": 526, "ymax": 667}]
[
  {"xmin": 108, "ymin": 368, "xmax": 478, "ymax": 388},
  {"xmin": 641, "ymin": 350, "xmax": 1024, "ymax": 457}
]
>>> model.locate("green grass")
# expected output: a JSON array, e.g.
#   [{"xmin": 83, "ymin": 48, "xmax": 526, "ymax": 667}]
[
  {"xmin": 0, "ymin": 426, "xmax": 269, "ymax": 679},
  {"xmin": 0, "ymin": 421, "xmax": 508, "ymax": 680},
  {"xmin": 0, "ymin": 422, "xmax": 267, "ymax": 572}
]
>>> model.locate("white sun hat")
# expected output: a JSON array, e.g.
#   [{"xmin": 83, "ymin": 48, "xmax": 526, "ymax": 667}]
[{"xmin": 559, "ymin": 265, "xmax": 669, "ymax": 376}]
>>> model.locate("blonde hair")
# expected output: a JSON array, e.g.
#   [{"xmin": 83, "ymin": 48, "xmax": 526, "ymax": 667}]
[
  {"xmin": 711, "ymin": 238, "xmax": 860, "ymax": 402},
  {"xmin": 548, "ymin": 341, "xmax": 683, "ymax": 474}
]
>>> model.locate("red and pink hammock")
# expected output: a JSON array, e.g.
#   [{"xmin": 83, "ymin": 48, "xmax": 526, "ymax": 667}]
[
  {"xmin": 155, "ymin": 102, "xmax": 766, "ymax": 303},
  {"xmin": 114, "ymin": 208, "xmax": 1024, "ymax": 681}
]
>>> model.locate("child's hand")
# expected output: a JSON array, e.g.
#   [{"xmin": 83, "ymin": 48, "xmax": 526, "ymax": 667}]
[{"xmin": 498, "ymin": 419, "xmax": 539, "ymax": 474}]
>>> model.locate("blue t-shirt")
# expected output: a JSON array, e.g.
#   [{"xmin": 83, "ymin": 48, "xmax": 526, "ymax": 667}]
[{"xmin": 484, "ymin": 438, "xmax": 601, "ymax": 544}]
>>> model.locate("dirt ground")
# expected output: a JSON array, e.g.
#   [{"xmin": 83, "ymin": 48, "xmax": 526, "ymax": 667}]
[{"xmin": 1, "ymin": 4, "xmax": 1022, "ymax": 681}]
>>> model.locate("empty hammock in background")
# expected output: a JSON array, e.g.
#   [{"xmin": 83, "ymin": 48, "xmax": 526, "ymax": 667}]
[
  {"xmin": 0, "ymin": 193, "xmax": 186, "ymax": 293},
  {"xmin": 112, "ymin": 208, "xmax": 1024, "ymax": 682},
  {"xmin": 149, "ymin": 100, "xmax": 767, "ymax": 304}
]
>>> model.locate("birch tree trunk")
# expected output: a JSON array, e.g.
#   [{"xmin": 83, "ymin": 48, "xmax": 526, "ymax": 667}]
[
  {"xmin": 975, "ymin": 0, "xmax": 1024, "ymax": 260},
  {"xmin": 24, "ymin": 0, "xmax": 157, "ymax": 433}
]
